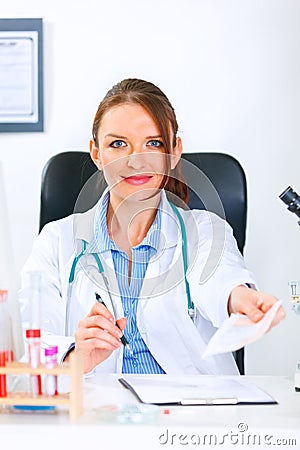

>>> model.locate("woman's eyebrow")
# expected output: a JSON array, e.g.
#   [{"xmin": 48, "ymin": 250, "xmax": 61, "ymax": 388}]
[
  {"xmin": 104, "ymin": 134, "xmax": 163, "ymax": 139},
  {"xmin": 146, "ymin": 135, "xmax": 163, "ymax": 139},
  {"xmin": 104, "ymin": 133, "xmax": 127, "ymax": 139}
]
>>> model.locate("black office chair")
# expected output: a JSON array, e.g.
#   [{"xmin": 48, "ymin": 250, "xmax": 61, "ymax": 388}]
[{"xmin": 39, "ymin": 151, "xmax": 247, "ymax": 373}]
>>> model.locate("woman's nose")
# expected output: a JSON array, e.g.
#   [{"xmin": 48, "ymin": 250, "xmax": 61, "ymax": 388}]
[{"xmin": 127, "ymin": 150, "xmax": 148, "ymax": 170}]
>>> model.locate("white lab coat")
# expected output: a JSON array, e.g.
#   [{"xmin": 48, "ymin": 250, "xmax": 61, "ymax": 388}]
[{"xmin": 19, "ymin": 190, "xmax": 256, "ymax": 375}]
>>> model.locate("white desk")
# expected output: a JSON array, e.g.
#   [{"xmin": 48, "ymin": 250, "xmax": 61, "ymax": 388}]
[{"xmin": 1, "ymin": 375, "xmax": 299, "ymax": 450}]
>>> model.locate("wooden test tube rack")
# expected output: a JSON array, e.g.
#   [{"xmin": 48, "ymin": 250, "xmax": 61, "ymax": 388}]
[{"xmin": 0, "ymin": 350, "xmax": 83, "ymax": 421}]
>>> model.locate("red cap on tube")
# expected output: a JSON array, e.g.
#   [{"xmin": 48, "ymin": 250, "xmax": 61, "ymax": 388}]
[{"xmin": 26, "ymin": 329, "xmax": 41, "ymax": 338}]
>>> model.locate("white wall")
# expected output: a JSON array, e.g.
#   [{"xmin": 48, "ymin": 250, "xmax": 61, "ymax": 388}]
[{"xmin": 1, "ymin": 0, "xmax": 300, "ymax": 375}]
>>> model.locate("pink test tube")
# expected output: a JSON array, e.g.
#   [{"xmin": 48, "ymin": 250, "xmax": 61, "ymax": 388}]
[
  {"xmin": 26, "ymin": 329, "xmax": 42, "ymax": 396},
  {"xmin": 44, "ymin": 346, "xmax": 58, "ymax": 396}
]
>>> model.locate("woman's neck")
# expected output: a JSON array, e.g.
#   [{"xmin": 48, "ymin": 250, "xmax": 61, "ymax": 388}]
[{"xmin": 106, "ymin": 193, "xmax": 161, "ymax": 251}]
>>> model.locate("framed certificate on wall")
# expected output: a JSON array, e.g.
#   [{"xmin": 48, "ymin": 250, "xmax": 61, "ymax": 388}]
[{"xmin": 0, "ymin": 18, "xmax": 43, "ymax": 132}]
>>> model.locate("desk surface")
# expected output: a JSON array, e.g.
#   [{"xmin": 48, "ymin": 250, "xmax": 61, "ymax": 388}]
[{"xmin": 1, "ymin": 375, "xmax": 299, "ymax": 450}]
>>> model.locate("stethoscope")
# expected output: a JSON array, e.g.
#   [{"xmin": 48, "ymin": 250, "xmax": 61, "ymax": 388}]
[{"xmin": 65, "ymin": 202, "xmax": 195, "ymax": 336}]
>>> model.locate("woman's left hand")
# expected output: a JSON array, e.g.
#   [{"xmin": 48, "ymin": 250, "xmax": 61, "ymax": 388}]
[{"xmin": 228, "ymin": 285, "xmax": 286, "ymax": 331}]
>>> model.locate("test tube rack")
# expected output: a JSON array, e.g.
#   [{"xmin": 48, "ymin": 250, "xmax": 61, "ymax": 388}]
[{"xmin": 0, "ymin": 350, "xmax": 83, "ymax": 421}]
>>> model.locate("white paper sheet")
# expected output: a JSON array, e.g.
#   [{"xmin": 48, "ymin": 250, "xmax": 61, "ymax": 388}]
[
  {"xmin": 203, "ymin": 300, "xmax": 282, "ymax": 358},
  {"xmin": 0, "ymin": 31, "xmax": 39, "ymax": 123}
]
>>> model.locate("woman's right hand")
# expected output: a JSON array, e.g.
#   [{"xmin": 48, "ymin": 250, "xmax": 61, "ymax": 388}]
[{"xmin": 74, "ymin": 303, "xmax": 127, "ymax": 374}]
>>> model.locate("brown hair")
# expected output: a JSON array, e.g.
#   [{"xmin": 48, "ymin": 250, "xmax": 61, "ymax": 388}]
[{"xmin": 92, "ymin": 78, "xmax": 188, "ymax": 204}]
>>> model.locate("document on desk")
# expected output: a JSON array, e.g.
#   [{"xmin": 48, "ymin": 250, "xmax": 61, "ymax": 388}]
[{"xmin": 118, "ymin": 375, "xmax": 277, "ymax": 405}]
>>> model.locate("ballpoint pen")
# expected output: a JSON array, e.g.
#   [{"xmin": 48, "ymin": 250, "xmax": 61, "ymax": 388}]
[{"xmin": 95, "ymin": 292, "xmax": 133, "ymax": 354}]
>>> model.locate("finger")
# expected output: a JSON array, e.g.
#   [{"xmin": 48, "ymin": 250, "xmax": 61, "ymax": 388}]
[
  {"xmin": 243, "ymin": 304, "xmax": 264, "ymax": 323},
  {"xmin": 78, "ymin": 337, "xmax": 121, "ymax": 352},
  {"xmin": 116, "ymin": 317, "xmax": 127, "ymax": 333},
  {"xmin": 75, "ymin": 326, "xmax": 122, "ymax": 350},
  {"xmin": 233, "ymin": 290, "xmax": 264, "ymax": 322},
  {"xmin": 237, "ymin": 290, "xmax": 279, "ymax": 322},
  {"xmin": 228, "ymin": 286, "xmax": 262, "ymax": 319},
  {"xmin": 78, "ymin": 315, "xmax": 123, "ymax": 339},
  {"xmin": 87, "ymin": 302, "xmax": 115, "ymax": 322},
  {"xmin": 256, "ymin": 293, "xmax": 279, "ymax": 313},
  {"xmin": 77, "ymin": 338, "xmax": 120, "ymax": 353}
]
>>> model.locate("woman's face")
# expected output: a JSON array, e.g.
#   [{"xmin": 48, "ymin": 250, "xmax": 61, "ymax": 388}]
[{"xmin": 90, "ymin": 102, "xmax": 182, "ymax": 207}]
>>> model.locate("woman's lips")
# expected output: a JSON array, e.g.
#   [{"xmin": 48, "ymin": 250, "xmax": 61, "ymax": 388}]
[{"xmin": 123, "ymin": 175, "xmax": 153, "ymax": 185}]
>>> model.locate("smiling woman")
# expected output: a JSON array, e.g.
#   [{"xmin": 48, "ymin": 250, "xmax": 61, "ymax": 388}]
[
  {"xmin": 89, "ymin": 80, "xmax": 187, "ymax": 257},
  {"xmin": 91, "ymin": 79, "xmax": 188, "ymax": 205},
  {"xmin": 90, "ymin": 102, "xmax": 173, "ymax": 208},
  {"xmin": 19, "ymin": 78, "xmax": 285, "ymax": 376}
]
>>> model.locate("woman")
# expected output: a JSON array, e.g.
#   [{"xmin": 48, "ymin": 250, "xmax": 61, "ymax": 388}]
[{"xmin": 20, "ymin": 78, "xmax": 285, "ymax": 375}]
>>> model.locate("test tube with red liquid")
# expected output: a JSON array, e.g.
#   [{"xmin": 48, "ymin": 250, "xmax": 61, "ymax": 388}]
[
  {"xmin": 25, "ymin": 272, "xmax": 42, "ymax": 396},
  {"xmin": 0, "ymin": 289, "xmax": 14, "ymax": 398},
  {"xmin": 26, "ymin": 329, "xmax": 42, "ymax": 396}
]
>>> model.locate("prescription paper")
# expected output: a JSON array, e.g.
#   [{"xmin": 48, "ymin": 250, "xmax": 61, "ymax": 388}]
[{"xmin": 202, "ymin": 300, "xmax": 282, "ymax": 358}]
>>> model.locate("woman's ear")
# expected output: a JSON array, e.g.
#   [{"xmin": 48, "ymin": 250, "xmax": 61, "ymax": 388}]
[
  {"xmin": 89, "ymin": 139, "xmax": 102, "ymax": 170},
  {"xmin": 170, "ymin": 136, "xmax": 183, "ymax": 170}
]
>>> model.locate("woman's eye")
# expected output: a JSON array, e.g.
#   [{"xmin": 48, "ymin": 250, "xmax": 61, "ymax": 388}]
[
  {"xmin": 110, "ymin": 140, "xmax": 126, "ymax": 148},
  {"xmin": 147, "ymin": 140, "xmax": 163, "ymax": 148}
]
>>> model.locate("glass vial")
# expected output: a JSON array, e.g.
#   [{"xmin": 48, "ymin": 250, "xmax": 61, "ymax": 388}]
[
  {"xmin": 44, "ymin": 346, "xmax": 58, "ymax": 396},
  {"xmin": 0, "ymin": 290, "xmax": 10, "ymax": 397},
  {"xmin": 26, "ymin": 329, "xmax": 42, "ymax": 397},
  {"xmin": 28, "ymin": 271, "xmax": 42, "ymax": 330}
]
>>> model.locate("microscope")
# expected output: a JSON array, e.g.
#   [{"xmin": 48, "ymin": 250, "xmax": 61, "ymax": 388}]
[{"xmin": 279, "ymin": 186, "xmax": 300, "ymax": 391}]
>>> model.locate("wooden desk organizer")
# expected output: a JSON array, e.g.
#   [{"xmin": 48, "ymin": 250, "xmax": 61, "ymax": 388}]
[{"xmin": 0, "ymin": 350, "xmax": 83, "ymax": 421}]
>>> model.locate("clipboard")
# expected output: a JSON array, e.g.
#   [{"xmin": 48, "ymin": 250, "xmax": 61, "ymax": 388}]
[{"xmin": 118, "ymin": 375, "xmax": 277, "ymax": 406}]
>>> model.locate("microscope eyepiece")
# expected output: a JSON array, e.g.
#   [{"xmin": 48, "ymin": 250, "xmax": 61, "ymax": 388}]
[{"xmin": 279, "ymin": 186, "xmax": 300, "ymax": 218}]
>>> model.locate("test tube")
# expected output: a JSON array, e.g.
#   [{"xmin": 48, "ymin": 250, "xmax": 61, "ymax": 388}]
[
  {"xmin": 28, "ymin": 271, "xmax": 42, "ymax": 329},
  {"xmin": 25, "ymin": 272, "xmax": 42, "ymax": 396},
  {"xmin": 4, "ymin": 306, "xmax": 13, "ymax": 364},
  {"xmin": 26, "ymin": 329, "xmax": 42, "ymax": 397},
  {"xmin": 0, "ymin": 290, "xmax": 9, "ymax": 398},
  {"xmin": 44, "ymin": 346, "xmax": 58, "ymax": 396},
  {"xmin": 0, "ymin": 352, "xmax": 5, "ymax": 397}
]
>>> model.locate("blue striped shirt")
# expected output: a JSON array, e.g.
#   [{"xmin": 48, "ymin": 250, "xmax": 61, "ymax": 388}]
[{"xmin": 94, "ymin": 192, "xmax": 165, "ymax": 374}]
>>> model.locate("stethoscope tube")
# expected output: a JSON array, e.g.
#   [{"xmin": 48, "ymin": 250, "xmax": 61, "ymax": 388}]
[
  {"xmin": 169, "ymin": 202, "xmax": 195, "ymax": 320},
  {"xmin": 65, "ymin": 203, "xmax": 195, "ymax": 335},
  {"xmin": 65, "ymin": 241, "xmax": 88, "ymax": 335},
  {"xmin": 65, "ymin": 241, "xmax": 106, "ymax": 336}
]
